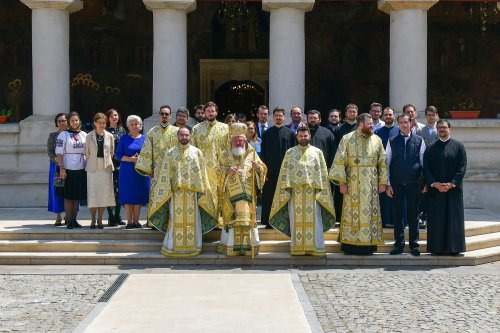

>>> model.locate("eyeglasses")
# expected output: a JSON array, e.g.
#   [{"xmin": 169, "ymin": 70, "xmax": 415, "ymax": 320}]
[
  {"xmin": 159, "ymin": 112, "xmax": 170, "ymax": 116},
  {"xmin": 57, "ymin": 119, "xmax": 67, "ymax": 123}
]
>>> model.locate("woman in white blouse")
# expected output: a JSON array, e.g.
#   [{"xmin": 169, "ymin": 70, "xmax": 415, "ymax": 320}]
[{"xmin": 56, "ymin": 112, "xmax": 87, "ymax": 229}]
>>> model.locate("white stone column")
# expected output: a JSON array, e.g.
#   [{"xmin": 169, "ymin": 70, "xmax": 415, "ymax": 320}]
[
  {"xmin": 19, "ymin": 0, "xmax": 82, "ymax": 144},
  {"xmin": 143, "ymin": 0, "xmax": 195, "ymax": 118},
  {"xmin": 378, "ymin": 0, "xmax": 437, "ymax": 113},
  {"xmin": 263, "ymin": 0, "xmax": 314, "ymax": 112},
  {"xmin": 20, "ymin": 0, "xmax": 82, "ymax": 117}
]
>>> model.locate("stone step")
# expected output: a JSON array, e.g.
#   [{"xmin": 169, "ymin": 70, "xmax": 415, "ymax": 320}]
[
  {"xmin": 0, "ymin": 246, "xmax": 499, "ymax": 266},
  {"xmin": 2, "ymin": 222, "xmax": 500, "ymax": 241},
  {"xmin": 0, "ymin": 225, "xmax": 472, "ymax": 242},
  {"xmin": 1, "ymin": 232, "xmax": 499, "ymax": 254},
  {"xmin": 464, "ymin": 232, "xmax": 500, "ymax": 251}
]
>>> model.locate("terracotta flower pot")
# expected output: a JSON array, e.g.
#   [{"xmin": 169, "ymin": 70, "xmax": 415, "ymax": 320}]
[
  {"xmin": 448, "ymin": 111, "xmax": 481, "ymax": 119},
  {"xmin": 0, "ymin": 116, "xmax": 8, "ymax": 124}
]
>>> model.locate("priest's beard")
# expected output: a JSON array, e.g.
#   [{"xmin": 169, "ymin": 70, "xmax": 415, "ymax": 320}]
[
  {"xmin": 232, "ymin": 147, "xmax": 246, "ymax": 157},
  {"xmin": 299, "ymin": 139, "xmax": 310, "ymax": 147},
  {"xmin": 361, "ymin": 127, "xmax": 374, "ymax": 136}
]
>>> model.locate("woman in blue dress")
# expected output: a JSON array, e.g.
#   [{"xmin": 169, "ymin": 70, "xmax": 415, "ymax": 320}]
[
  {"xmin": 116, "ymin": 115, "xmax": 150, "ymax": 229},
  {"xmin": 47, "ymin": 113, "xmax": 67, "ymax": 226}
]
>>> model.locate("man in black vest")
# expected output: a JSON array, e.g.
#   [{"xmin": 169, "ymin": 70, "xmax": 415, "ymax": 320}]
[{"xmin": 386, "ymin": 114, "xmax": 426, "ymax": 256}]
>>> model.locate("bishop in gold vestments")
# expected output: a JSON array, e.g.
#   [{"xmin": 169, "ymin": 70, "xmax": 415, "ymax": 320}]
[
  {"xmin": 269, "ymin": 127, "xmax": 336, "ymax": 256},
  {"xmin": 329, "ymin": 113, "xmax": 388, "ymax": 255},
  {"xmin": 217, "ymin": 123, "xmax": 267, "ymax": 256},
  {"xmin": 148, "ymin": 128, "xmax": 217, "ymax": 257}
]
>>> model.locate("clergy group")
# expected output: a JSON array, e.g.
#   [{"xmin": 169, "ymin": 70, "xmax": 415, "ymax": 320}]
[{"xmin": 136, "ymin": 102, "xmax": 467, "ymax": 258}]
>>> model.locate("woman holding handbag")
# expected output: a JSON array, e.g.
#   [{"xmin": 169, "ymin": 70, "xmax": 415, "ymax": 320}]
[{"xmin": 47, "ymin": 113, "xmax": 67, "ymax": 226}]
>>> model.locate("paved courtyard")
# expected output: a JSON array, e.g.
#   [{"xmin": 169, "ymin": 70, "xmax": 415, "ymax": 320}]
[
  {"xmin": 0, "ymin": 264, "xmax": 499, "ymax": 332},
  {"xmin": 299, "ymin": 269, "xmax": 500, "ymax": 333}
]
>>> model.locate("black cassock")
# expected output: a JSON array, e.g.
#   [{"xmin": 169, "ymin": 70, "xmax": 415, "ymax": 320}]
[
  {"xmin": 423, "ymin": 138, "xmax": 467, "ymax": 254},
  {"xmin": 309, "ymin": 125, "xmax": 336, "ymax": 168},
  {"xmin": 260, "ymin": 125, "xmax": 296, "ymax": 225},
  {"xmin": 331, "ymin": 122, "xmax": 357, "ymax": 222}
]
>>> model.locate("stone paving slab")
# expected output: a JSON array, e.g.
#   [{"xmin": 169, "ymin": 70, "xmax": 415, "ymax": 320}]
[
  {"xmin": 80, "ymin": 274, "xmax": 312, "ymax": 333},
  {"xmin": 0, "ymin": 264, "xmax": 499, "ymax": 332},
  {"xmin": 299, "ymin": 271, "xmax": 500, "ymax": 333},
  {"xmin": 0, "ymin": 274, "xmax": 118, "ymax": 332}
]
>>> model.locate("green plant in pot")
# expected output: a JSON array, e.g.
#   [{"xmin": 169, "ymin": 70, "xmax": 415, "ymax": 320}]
[
  {"xmin": 449, "ymin": 100, "xmax": 481, "ymax": 119},
  {"xmin": 0, "ymin": 108, "xmax": 13, "ymax": 123}
]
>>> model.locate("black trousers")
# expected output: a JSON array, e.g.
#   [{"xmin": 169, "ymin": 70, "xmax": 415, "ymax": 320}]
[
  {"xmin": 261, "ymin": 173, "xmax": 279, "ymax": 226},
  {"xmin": 392, "ymin": 183, "xmax": 420, "ymax": 250},
  {"xmin": 333, "ymin": 184, "xmax": 342, "ymax": 223},
  {"xmin": 379, "ymin": 192, "xmax": 393, "ymax": 227}
]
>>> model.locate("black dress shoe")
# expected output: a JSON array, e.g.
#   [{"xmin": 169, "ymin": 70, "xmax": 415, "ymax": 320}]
[
  {"xmin": 73, "ymin": 220, "xmax": 82, "ymax": 228},
  {"xmin": 264, "ymin": 225, "xmax": 273, "ymax": 229},
  {"xmin": 116, "ymin": 216, "xmax": 126, "ymax": 225},
  {"xmin": 390, "ymin": 248, "xmax": 404, "ymax": 255},
  {"xmin": 410, "ymin": 248, "xmax": 420, "ymax": 256},
  {"xmin": 66, "ymin": 220, "xmax": 74, "ymax": 229}
]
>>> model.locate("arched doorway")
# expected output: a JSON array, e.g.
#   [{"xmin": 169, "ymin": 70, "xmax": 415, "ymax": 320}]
[{"xmin": 214, "ymin": 80, "xmax": 265, "ymax": 121}]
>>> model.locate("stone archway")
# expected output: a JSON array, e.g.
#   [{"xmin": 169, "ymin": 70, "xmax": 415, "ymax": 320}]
[
  {"xmin": 214, "ymin": 80, "xmax": 265, "ymax": 120},
  {"xmin": 199, "ymin": 59, "xmax": 269, "ymax": 120}
]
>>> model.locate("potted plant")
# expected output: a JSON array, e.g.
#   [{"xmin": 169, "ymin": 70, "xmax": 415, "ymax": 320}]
[
  {"xmin": 449, "ymin": 100, "xmax": 481, "ymax": 119},
  {"xmin": 0, "ymin": 108, "xmax": 13, "ymax": 124}
]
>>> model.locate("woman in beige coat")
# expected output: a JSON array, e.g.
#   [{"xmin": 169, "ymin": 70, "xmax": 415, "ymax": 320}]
[{"xmin": 85, "ymin": 113, "xmax": 116, "ymax": 229}]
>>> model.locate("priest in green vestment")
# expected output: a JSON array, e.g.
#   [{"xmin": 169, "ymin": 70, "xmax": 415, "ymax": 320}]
[
  {"xmin": 192, "ymin": 102, "xmax": 229, "ymax": 221},
  {"xmin": 329, "ymin": 113, "xmax": 388, "ymax": 255},
  {"xmin": 217, "ymin": 123, "xmax": 267, "ymax": 256},
  {"xmin": 135, "ymin": 106, "xmax": 179, "ymax": 228},
  {"xmin": 269, "ymin": 127, "xmax": 336, "ymax": 256},
  {"xmin": 148, "ymin": 127, "xmax": 218, "ymax": 257}
]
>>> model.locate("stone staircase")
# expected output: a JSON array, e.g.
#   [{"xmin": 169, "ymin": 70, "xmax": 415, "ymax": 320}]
[{"xmin": 0, "ymin": 216, "xmax": 499, "ymax": 266}]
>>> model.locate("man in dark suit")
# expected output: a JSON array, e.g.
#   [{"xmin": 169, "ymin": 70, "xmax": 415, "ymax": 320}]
[
  {"xmin": 386, "ymin": 114, "xmax": 426, "ymax": 256},
  {"xmin": 255, "ymin": 105, "xmax": 269, "ymax": 139}
]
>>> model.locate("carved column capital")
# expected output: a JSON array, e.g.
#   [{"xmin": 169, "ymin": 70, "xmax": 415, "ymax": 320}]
[
  {"xmin": 19, "ymin": 0, "xmax": 82, "ymax": 13},
  {"xmin": 378, "ymin": 0, "xmax": 438, "ymax": 14},
  {"xmin": 143, "ymin": 0, "xmax": 196, "ymax": 13},
  {"xmin": 262, "ymin": 0, "xmax": 315, "ymax": 12}
]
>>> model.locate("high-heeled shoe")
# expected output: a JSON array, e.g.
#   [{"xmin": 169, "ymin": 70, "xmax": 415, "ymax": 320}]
[
  {"xmin": 90, "ymin": 220, "xmax": 96, "ymax": 229},
  {"xmin": 97, "ymin": 220, "xmax": 104, "ymax": 229}
]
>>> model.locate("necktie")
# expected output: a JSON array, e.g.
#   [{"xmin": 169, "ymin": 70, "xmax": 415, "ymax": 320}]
[{"xmin": 260, "ymin": 124, "xmax": 265, "ymax": 136}]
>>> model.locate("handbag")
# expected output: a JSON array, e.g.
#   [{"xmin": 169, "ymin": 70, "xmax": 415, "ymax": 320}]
[{"xmin": 53, "ymin": 170, "xmax": 65, "ymax": 188}]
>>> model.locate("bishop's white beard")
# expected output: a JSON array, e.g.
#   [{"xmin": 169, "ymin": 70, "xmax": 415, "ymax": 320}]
[{"xmin": 232, "ymin": 147, "xmax": 246, "ymax": 157}]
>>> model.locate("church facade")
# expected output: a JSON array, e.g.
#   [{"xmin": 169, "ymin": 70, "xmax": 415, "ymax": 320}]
[{"xmin": 0, "ymin": 0, "xmax": 499, "ymax": 211}]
